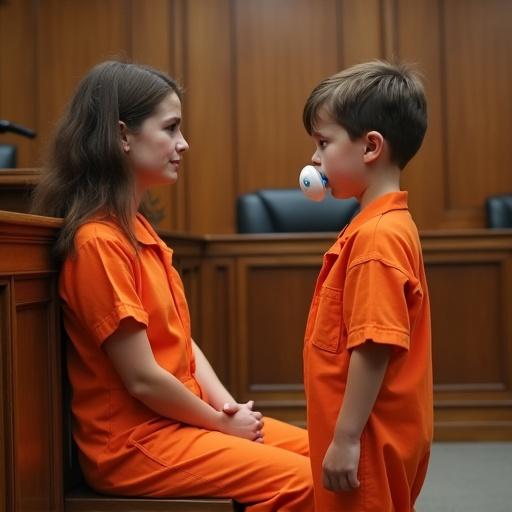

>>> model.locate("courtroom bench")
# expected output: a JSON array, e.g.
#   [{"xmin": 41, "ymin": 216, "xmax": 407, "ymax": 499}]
[
  {"xmin": 62, "ymin": 358, "xmax": 243, "ymax": 512},
  {"xmin": 0, "ymin": 210, "xmax": 242, "ymax": 512}
]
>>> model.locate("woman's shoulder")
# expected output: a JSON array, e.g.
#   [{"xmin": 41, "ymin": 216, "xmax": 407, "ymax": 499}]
[{"xmin": 74, "ymin": 217, "xmax": 129, "ymax": 252}]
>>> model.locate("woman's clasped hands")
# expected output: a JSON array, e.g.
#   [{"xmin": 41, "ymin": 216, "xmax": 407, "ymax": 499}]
[{"xmin": 219, "ymin": 400, "xmax": 265, "ymax": 443}]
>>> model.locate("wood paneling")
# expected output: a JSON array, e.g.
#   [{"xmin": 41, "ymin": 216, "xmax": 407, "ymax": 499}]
[
  {"xmin": 36, "ymin": 0, "xmax": 131, "ymax": 137},
  {"xmin": 395, "ymin": 0, "xmax": 446, "ymax": 229},
  {"xmin": 243, "ymin": 261, "xmax": 319, "ymax": 389},
  {"xmin": 183, "ymin": 0, "xmax": 235, "ymax": 234},
  {"xmin": 339, "ymin": 0, "xmax": 384, "ymax": 66},
  {"xmin": 0, "ymin": 170, "xmax": 39, "ymax": 214},
  {"xmin": 443, "ymin": 0, "xmax": 512, "ymax": 221},
  {"xmin": 130, "ymin": 0, "xmax": 181, "ymax": 232},
  {"xmin": 0, "ymin": 214, "xmax": 63, "ymax": 511},
  {"xmin": 1, "ymin": 209, "xmax": 512, "ymax": 512},
  {"xmin": 428, "ymin": 262, "xmax": 505, "ymax": 388},
  {"xmin": 0, "ymin": 281, "xmax": 11, "ymax": 512},
  {"xmin": 199, "ymin": 260, "xmax": 236, "ymax": 387},
  {"xmin": 0, "ymin": 0, "xmax": 37, "ymax": 168},
  {"xmin": 14, "ymin": 302, "xmax": 53, "ymax": 511},
  {"xmin": 2, "ymin": 1, "xmax": 512, "ymax": 232},
  {"xmin": 235, "ymin": 0, "xmax": 339, "ymax": 194}
]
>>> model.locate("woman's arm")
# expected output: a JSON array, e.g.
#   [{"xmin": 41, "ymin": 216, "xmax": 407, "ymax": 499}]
[
  {"xmin": 192, "ymin": 339, "xmax": 236, "ymax": 410},
  {"xmin": 103, "ymin": 318, "xmax": 263, "ymax": 441}
]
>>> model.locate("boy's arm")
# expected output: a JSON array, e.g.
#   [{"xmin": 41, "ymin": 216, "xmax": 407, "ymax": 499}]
[{"xmin": 323, "ymin": 341, "xmax": 390, "ymax": 492}]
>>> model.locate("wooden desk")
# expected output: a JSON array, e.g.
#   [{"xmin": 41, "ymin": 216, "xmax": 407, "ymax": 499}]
[
  {"xmin": 0, "ymin": 169, "xmax": 39, "ymax": 214},
  {"xmin": 1, "ymin": 210, "xmax": 511, "ymax": 510}
]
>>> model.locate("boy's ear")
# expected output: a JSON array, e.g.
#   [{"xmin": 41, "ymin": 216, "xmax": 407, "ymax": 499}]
[
  {"xmin": 119, "ymin": 121, "xmax": 130, "ymax": 152},
  {"xmin": 363, "ymin": 131, "xmax": 384, "ymax": 164}
]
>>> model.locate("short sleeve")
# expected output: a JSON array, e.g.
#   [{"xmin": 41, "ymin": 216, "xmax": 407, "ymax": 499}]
[
  {"xmin": 343, "ymin": 258, "xmax": 410, "ymax": 351},
  {"xmin": 60, "ymin": 237, "xmax": 149, "ymax": 346}
]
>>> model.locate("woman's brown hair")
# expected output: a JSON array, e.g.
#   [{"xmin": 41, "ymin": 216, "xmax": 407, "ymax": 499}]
[{"xmin": 32, "ymin": 60, "xmax": 182, "ymax": 262}]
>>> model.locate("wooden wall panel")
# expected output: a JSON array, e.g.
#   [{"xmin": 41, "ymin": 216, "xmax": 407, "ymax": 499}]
[
  {"xmin": 443, "ymin": 0, "xmax": 512, "ymax": 225},
  {"xmin": 2, "ymin": 1, "xmax": 512, "ymax": 233},
  {"xmin": 199, "ymin": 260, "xmax": 236, "ymax": 388},
  {"xmin": 36, "ymin": 0, "xmax": 131, "ymax": 138},
  {"xmin": 0, "ymin": 212, "xmax": 64, "ymax": 511},
  {"xmin": 427, "ymin": 262, "xmax": 505, "ymax": 388},
  {"xmin": 395, "ymin": 0, "xmax": 446, "ymax": 229},
  {"xmin": 0, "ymin": 0, "xmax": 37, "ymax": 168},
  {"xmin": 183, "ymin": 0, "xmax": 235, "ymax": 233},
  {"xmin": 130, "ymin": 0, "xmax": 181, "ymax": 232},
  {"xmin": 236, "ymin": 256, "xmax": 322, "ymax": 410},
  {"xmin": 14, "ymin": 304, "xmax": 52, "ymax": 511},
  {"xmin": 339, "ymin": 0, "xmax": 384, "ymax": 66},
  {"xmin": 235, "ymin": 0, "xmax": 339, "ymax": 194},
  {"xmin": 0, "ymin": 281, "xmax": 11, "ymax": 512},
  {"xmin": 245, "ymin": 263, "xmax": 319, "ymax": 389}
]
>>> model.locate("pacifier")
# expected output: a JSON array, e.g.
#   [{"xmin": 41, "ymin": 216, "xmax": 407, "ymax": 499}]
[{"xmin": 299, "ymin": 165, "xmax": 329, "ymax": 202}]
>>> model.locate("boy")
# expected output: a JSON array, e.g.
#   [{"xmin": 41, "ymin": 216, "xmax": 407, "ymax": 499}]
[{"xmin": 302, "ymin": 61, "xmax": 433, "ymax": 511}]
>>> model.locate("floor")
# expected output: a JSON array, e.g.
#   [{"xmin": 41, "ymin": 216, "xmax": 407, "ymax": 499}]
[{"xmin": 416, "ymin": 442, "xmax": 512, "ymax": 512}]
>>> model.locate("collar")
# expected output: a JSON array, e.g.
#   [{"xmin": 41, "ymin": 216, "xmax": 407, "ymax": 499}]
[
  {"xmin": 338, "ymin": 191, "xmax": 409, "ymax": 241},
  {"xmin": 134, "ymin": 213, "xmax": 168, "ymax": 249}
]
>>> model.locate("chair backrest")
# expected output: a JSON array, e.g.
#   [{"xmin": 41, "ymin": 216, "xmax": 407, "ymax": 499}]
[
  {"xmin": 0, "ymin": 144, "xmax": 17, "ymax": 168},
  {"xmin": 485, "ymin": 195, "xmax": 512, "ymax": 228},
  {"xmin": 237, "ymin": 189, "xmax": 359, "ymax": 233}
]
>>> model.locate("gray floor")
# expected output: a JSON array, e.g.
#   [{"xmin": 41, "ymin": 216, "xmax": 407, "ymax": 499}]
[{"xmin": 416, "ymin": 443, "xmax": 512, "ymax": 512}]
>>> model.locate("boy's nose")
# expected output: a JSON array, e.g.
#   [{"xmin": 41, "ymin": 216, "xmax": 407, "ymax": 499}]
[{"xmin": 311, "ymin": 151, "xmax": 321, "ymax": 166}]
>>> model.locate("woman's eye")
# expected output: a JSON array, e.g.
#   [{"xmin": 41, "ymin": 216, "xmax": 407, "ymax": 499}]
[{"xmin": 166, "ymin": 123, "xmax": 178, "ymax": 133}]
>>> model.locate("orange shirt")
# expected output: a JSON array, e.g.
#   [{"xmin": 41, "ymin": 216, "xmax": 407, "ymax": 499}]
[
  {"xmin": 60, "ymin": 213, "xmax": 203, "ymax": 487},
  {"xmin": 304, "ymin": 192, "xmax": 433, "ymax": 511}
]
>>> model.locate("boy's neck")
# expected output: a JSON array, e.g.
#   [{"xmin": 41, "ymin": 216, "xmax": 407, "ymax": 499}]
[{"xmin": 359, "ymin": 164, "xmax": 402, "ymax": 209}]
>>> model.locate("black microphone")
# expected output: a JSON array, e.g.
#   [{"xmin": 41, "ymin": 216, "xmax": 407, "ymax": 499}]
[{"xmin": 0, "ymin": 119, "xmax": 36, "ymax": 138}]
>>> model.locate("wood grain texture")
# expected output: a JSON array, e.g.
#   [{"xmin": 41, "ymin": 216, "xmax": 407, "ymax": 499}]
[
  {"xmin": 235, "ymin": 0, "xmax": 339, "ymax": 194},
  {"xmin": 1, "ymin": 209, "xmax": 512, "ymax": 512},
  {"xmin": 0, "ymin": 0, "xmax": 37, "ymax": 168},
  {"xmin": 443, "ymin": 0, "xmax": 512, "ymax": 224},
  {"xmin": 2, "ymin": 1, "xmax": 512, "ymax": 232}
]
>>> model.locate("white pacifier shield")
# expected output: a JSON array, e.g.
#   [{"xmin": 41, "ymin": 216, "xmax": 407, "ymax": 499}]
[{"xmin": 299, "ymin": 165, "xmax": 328, "ymax": 202}]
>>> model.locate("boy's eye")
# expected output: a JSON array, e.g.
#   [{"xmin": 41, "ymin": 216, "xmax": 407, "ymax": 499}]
[{"xmin": 319, "ymin": 140, "xmax": 328, "ymax": 149}]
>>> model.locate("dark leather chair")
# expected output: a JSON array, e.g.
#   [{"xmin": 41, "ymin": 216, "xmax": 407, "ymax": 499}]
[
  {"xmin": 485, "ymin": 195, "xmax": 512, "ymax": 228},
  {"xmin": 0, "ymin": 144, "xmax": 17, "ymax": 168},
  {"xmin": 237, "ymin": 189, "xmax": 359, "ymax": 233}
]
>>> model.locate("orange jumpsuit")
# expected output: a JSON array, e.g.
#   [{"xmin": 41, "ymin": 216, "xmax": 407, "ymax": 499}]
[
  {"xmin": 60, "ymin": 213, "xmax": 313, "ymax": 511},
  {"xmin": 304, "ymin": 192, "xmax": 433, "ymax": 511}
]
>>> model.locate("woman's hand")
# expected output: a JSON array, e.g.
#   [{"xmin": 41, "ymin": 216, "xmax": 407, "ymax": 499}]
[{"xmin": 218, "ymin": 400, "xmax": 264, "ymax": 442}]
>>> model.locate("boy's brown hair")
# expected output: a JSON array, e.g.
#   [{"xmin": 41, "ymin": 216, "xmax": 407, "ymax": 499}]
[{"xmin": 303, "ymin": 60, "xmax": 427, "ymax": 169}]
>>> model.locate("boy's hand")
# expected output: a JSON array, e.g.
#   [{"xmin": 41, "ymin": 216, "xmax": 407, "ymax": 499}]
[{"xmin": 322, "ymin": 436, "xmax": 361, "ymax": 492}]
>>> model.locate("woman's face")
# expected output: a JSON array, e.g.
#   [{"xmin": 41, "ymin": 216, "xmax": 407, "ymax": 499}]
[{"xmin": 123, "ymin": 91, "xmax": 189, "ymax": 190}]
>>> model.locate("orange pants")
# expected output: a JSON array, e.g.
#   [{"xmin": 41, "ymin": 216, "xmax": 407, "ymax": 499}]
[{"xmin": 92, "ymin": 417, "xmax": 314, "ymax": 511}]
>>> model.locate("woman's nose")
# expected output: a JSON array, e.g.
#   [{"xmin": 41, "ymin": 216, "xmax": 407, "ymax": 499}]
[{"xmin": 177, "ymin": 134, "xmax": 189, "ymax": 153}]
